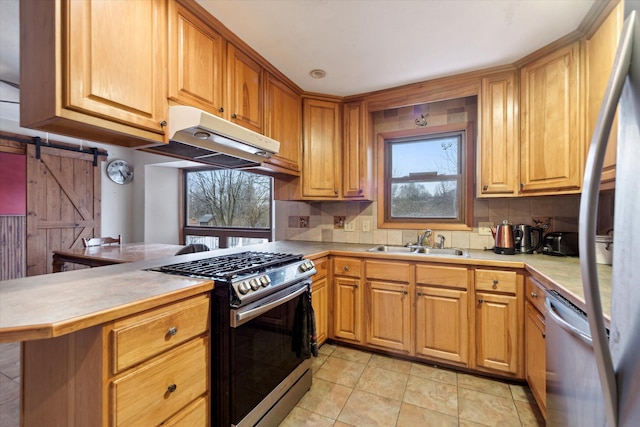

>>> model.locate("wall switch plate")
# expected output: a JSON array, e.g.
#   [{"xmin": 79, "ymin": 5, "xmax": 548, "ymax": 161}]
[
  {"xmin": 478, "ymin": 222, "xmax": 494, "ymax": 236},
  {"xmin": 362, "ymin": 220, "xmax": 370, "ymax": 232},
  {"xmin": 344, "ymin": 220, "xmax": 356, "ymax": 232}
]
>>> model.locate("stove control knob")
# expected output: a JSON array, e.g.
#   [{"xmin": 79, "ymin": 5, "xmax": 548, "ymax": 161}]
[
  {"xmin": 249, "ymin": 278, "xmax": 260, "ymax": 291},
  {"xmin": 238, "ymin": 281, "xmax": 250, "ymax": 295},
  {"xmin": 260, "ymin": 276, "xmax": 271, "ymax": 287}
]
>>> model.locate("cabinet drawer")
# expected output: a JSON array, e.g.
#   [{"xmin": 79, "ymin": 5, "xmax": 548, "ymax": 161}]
[
  {"xmin": 161, "ymin": 395, "xmax": 208, "ymax": 426},
  {"xmin": 311, "ymin": 256, "xmax": 329, "ymax": 279},
  {"xmin": 365, "ymin": 260, "xmax": 411, "ymax": 283},
  {"xmin": 526, "ymin": 276, "xmax": 547, "ymax": 315},
  {"xmin": 111, "ymin": 295, "xmax": 209, "ymax": 373},
  {"xmin": 333, "ymin": 257, "xmax": 361, "ymax": 278},
  {"xmin": 416, "ymin": 264, "xmax": 468, "ymax": 289},
  {"xmin": 111, "ymin": 337, "xmax": 208, "ymax": 427},
  {"xmin": 475, "ymin": 269, "xmax": 517, "ymax": 294}
]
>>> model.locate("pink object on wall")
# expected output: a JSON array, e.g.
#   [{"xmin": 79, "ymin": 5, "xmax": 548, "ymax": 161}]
[{"xmin": 0, "ymin": 152, "xmax": 27, "ymax": 215}]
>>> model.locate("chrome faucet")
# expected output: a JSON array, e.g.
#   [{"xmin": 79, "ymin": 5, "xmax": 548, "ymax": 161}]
[
  {"xmin": 418, "ymin": 229, "xmax": 432, "ymax": 247},
  {"xmin": 436, "ymin": 234, "xmax": 445, "ymax": 249}
]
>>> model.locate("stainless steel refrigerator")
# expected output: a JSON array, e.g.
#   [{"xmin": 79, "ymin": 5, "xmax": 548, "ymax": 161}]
[{"xmin": 546, "ymin": 1, "xmax": 640, "ymax": 426}]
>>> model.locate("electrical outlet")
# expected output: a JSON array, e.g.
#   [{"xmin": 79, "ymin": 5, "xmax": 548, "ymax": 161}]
[
  {"xmin": 532, "ymin": 217, "xmax": 552, "ymax": 232},
  {"xmin": 478, "ymin": 222, "xmax": 494, "ymax": 236},
  {"xmin": 334, "ymin": 216, "xmax": 345, "ymax": 229},
  {"xmin": 344, "ymin": 220, "xmax": 356, "ymax": 232},
  {"xmin": 362, "ymin": 220, "xmax": 370, "ymax": 232},
  {"xmin": 299, "ymin": 216, "xmax": 309, "ymax": 228}
]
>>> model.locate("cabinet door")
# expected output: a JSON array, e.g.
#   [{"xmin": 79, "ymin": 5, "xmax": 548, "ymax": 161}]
[
  {"xmin": 302, "ymin": 98, "xmax": 341, "ymax": 198},
  {"xmin": 168, "ymin": 1, "xmax": 224, "ymax": 115},
  {"xmin": 312, "ymin": 275, "xmax": 329, "ymax": 346},
  {"xmin": 475, "ymin": 292, "xmax": 518, "ymax": 374},
  {"xmin": 479, "ymin": 70, "xmax": 518, "ymax": 196},
  {"xmin": 525, "ymin": 301, "xmax": 547, "ymax": 417},
  {"xmin": 333, "ymin": 277, "xmax": 361, "ymax": 342},
  {"xmin": 226, "ymin": 44, "xmax": 263, "ymax": 133},
  {"xmin": 264, "ymin": 74, "xmax": 302, "ymax": 172},
  {"xmin": 415, "ymin": 286, "xmax": 468, "ymax": 365},
  {"xmin": 366, "ymin": 280, "xmax": 412, "ymax": 353},
  {"xmin": 66, "ymin": 0, "xmax": 167, "ymax": 134},
  {"xmin": 520, "ymin": 42, "xmax": 581, "ymax": 193},
  {"xmin": 342, "ymin": 100, "xmax": 369, "ymax": 199},
  {"xmin": 586, "ymin": 3, "xmax": 624, "ymax": 190}
]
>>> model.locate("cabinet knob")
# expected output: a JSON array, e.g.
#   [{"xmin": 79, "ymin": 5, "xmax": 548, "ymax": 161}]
[
  {"xmin": 417, "ymin": 292, "xmax": 422, "ymax": 297},
  {"xmin": 334, "ymin": 189, "xmax": 339, "ymax": 195},
  {"xmin": 482, "ymin": 185, "xmax": 488, "ymax": 191},
  {"xmin": 160, "ymin": 120, "xmax": 167, "ymax": 127},
  {"xmin": 492, "ymin": 279, "xmax": 498, "ymax": 289},
  {"xmin": 219, "ymin": 107, "xmax": 224, "ymax": 113},
  {"xmin": 520, "ymin": 182, "xmax": 525, "ymax": 189},
  {"xmin": 358, "ymin": 189, "xmax": 363, "ymax": 194},
  {"xmin": 344, "ymin": 265, "xmax": 349, "ymax": 271},
  {"xmin": 167, "ymin": 384, "xmax": 177, "ymax": 393},
  {"xmin": 530, "ymin": 292, "xmax": 538, "ymax": 298},
  {"xmin": 232, "ymin": 113, "xmax": 237, "ymax": 119},
  {"xmin": 354, "ymin": 281, "xmax": 359, "ymax": 289},
  {"xmin": 167, "ymin": 327, "xmax": 178, "ymax": 336},
  {"xmin": 403, "ymin": 290, "xmax": 408, "ymax": 295},
  {"xmin": 478, "ymin": 298, "xmax": 484, "ymax": 304}
]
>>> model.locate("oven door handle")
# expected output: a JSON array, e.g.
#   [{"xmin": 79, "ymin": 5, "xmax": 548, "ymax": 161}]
[{"xmin": 231, "ymin": 283, "xmax": 308, "ymax": 327}]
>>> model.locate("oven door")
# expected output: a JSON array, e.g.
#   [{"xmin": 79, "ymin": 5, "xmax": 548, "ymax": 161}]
[{"xmin": 229, "ymin": 280, "xmax": 311, "ymax": 426}]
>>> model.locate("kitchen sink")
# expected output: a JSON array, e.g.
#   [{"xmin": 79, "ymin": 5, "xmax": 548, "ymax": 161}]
[{"xmin": 367, "ymin": 245, "xmax": 467, "ymax": 256}]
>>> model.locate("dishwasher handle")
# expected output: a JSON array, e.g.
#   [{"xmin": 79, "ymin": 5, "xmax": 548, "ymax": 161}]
[{"xmin": 545, "ymin": 297, "xmax": 593, "ymax": 347}]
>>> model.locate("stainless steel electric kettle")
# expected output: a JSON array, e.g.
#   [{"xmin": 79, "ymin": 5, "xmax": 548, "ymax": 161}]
[{"xmin": 513, "ymin": 224, "xmax": 543, "ymax": 254}]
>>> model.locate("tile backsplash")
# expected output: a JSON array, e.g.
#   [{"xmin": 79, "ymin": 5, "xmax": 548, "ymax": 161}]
[{"xmin": 275, "ymin": 195, "xmax": 585, "ymax": 250}]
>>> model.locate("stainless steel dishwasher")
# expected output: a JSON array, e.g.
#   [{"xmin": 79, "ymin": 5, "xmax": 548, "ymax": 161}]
[{"xmin": 545, "ymin": 290, "xmax": 608, "ymax": 426}]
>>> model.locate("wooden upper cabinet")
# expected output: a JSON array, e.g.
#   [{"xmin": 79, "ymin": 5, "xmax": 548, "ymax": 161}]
[
  {"xmin": 20, "ymin": 0, "xmax": 168, "ymax": 147},
  {"xmin": 226, "ymin": 44, "xmax": 263, "ymax": 134},
  {"xmin": 264, "ymin": 74, "xmax": 302, "ymax": 173},
  {"xmin": 302, "ymin": 98, "xmax": 342, "ymax": 198},
  {"xmin": 586, "ymin": 2, "xmax": 624, "ymax": 191},
  {"xmin": 342, "ymin": 100, "xmax": 371, "ymax": 199},
  {"xmin": 519, "ymin": 42, "xmax": 582, "ymax": 194},
  {"xmin": 479, "ymin": 70, "xmax": 519, "ymax": 196},
  {"xmin": 168, "ymin": 1, "xmax": 224, "ymax": 116}
]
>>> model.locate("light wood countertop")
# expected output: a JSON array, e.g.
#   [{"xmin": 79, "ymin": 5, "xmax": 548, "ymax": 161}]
[{"xmin": 0, "ymin": 241, "xmax": 611, "ymax": 343}]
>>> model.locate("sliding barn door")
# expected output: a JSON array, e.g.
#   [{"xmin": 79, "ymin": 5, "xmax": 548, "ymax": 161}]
[{"xmin": 26, "ymin": 144, "xmax": 105, "ymax": 275}]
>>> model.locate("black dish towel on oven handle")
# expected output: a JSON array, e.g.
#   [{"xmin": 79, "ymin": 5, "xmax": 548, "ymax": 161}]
[{"xmin": 293, "ymin": 289, "xmax": 318, "ymax": 359}]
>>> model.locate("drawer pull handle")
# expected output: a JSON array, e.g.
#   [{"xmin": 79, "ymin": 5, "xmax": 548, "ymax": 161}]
[
  {"xmin": 168, "ymin": 327, "xmax": 178, "ymax": 336},
  {"xmin": 344, "ymin": 265, "xmax": 349, "ymax": 271},
  {"xmin": 167, "ymin": 384, "xmax": 177, "ymax": 393},
  {"xmin": 530, "ymin": 292, "xmax": 538, "ymax": 298}
]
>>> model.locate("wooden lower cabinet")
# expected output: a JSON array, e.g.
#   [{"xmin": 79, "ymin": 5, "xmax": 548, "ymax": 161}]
[
  {"xmin": 366, "ymin": 280, "xmax": 412, "ymax": 353},
  {"xmin": 311, "ymin": 256, "xmax": 329, "ymax": 346},
  {"xmin": 22, "ymin": 294, "xmax": 210, "ymax": 427},
  {"xmin": 415, "ymin": 285, "xmax": 468, "ymax": 364},
  {"xmin": 332, "ymin": 257, "xmax": 363, "ymax": 343},
  {"xmin": 475, "ymin": 291, "xmax": 519, "ymax": 375},
  {"xmin": 525, "ymin": 301, "xmax": 547, "ymax": 417}
]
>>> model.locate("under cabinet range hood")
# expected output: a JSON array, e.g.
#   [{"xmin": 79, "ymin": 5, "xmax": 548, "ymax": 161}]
[{"xmin": 146, "ymin": 105, "xmax": 280, "ymax": 169}]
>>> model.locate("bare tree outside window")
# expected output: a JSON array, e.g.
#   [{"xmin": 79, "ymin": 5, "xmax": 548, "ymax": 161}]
[{"xmin": 183, "ymin": 169, "xmax": 272, "ymax": 248}]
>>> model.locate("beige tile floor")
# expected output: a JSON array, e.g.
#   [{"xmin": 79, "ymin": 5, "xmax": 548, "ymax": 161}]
[
  {"xmin": 279, "ymin": 343, "xmax": 545, "ymax": 427},
  {"xmin": 0, "ymin": 341, "xmax": 545, "ymax": 427}
]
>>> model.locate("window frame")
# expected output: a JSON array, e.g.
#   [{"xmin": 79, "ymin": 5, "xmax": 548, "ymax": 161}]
[
  {"xmin": 179, "ymin": 167, "xmax": 274, "ymax": 248},
  {"xmin": 377, "ymin": 122, "xmax": 475, "ymax": 230}
]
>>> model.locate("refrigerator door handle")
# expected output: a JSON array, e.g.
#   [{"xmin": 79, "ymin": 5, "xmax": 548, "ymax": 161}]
[
  {"xmin": 579, "ymin": 10, "xmax": 638, "ymax": 427},
  {"xmin": 545, "ymin": 298, "xmax": 593, "ymax": 347}
]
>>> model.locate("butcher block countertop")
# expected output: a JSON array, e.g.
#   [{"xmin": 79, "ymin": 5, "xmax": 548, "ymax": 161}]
[{"xmin": 0, "ymin": 241, "xmax": 612, "ymax": 343}]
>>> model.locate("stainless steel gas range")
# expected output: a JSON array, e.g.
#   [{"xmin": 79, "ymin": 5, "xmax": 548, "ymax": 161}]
[{"xmin": 151, "ymin": 251, "xmax": 317, "ymax": 426}]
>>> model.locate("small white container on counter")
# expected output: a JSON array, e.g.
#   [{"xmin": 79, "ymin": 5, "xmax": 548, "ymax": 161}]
[{"xmin": 595, "ymin": 235, "xmax": 613, "ymax": 265}]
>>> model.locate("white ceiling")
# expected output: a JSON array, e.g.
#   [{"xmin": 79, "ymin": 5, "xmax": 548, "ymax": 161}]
[
  {"xmin": 196, "ymin": 0, "xmax": 597, "ymax": 96},
  {"xmin": 0, "ymin": 0, "xmax": 597, "ymax": 103}
]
